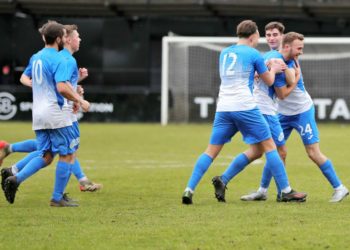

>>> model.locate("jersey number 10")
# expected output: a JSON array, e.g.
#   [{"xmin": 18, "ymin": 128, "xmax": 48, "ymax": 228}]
[{"xmin": 32, "ymin": 60, "xmax": 43, "ymax": 85}]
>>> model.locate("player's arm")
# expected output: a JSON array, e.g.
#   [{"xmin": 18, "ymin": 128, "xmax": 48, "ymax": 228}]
[
  {"xmin": 20, "ymin": 74, "xmax": 32, "ymax": 88},
  {"xmin": 57, "ymin": 82, "xmax": 90, "ymax": 112},
  {"xmin": 21, "ymin": 60, "xmax": 34, "ymax": 88},
  {"xmin": 259, "ymin": 61, "xmax": 286, "ymax": 86},
  {"xmin": 274, "ymin": 60, "xmax": 300, "ymax": 99}
]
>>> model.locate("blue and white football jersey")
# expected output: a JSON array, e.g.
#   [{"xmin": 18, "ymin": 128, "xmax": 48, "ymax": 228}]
[
  {"xmin": 60, "ymin": 48, "xmax": 79, "ymax": 123},
  {"xmin": 24, "ymin": 47, "xmax": 71, "ymax": 130},
  {"xmin": 254, "ymin": 50, "xmax": 281, "ymax": 115},
  {"xmin": 275, "ymin": 61, "xmax": 313, "ymax": 115},
  {"xmin": 216, "ymin": 44, "xmax": 268, "ymax": 112}
]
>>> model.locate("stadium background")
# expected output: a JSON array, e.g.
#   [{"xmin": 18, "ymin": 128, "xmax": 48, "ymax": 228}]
[{"xmin": 1, "ymin": 0, "xmax": 350, "ymax": 122}]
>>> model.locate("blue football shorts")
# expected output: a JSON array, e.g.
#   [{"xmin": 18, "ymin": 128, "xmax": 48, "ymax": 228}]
[
  {"xmin": 71, "ymin": 121, "xmax": 80, "ymax": 151},
  {"xmin": 209, "ymin": 108, "xmax": 272, "ymax": 145},
  {"xmin": 263, "ymin": 114, "xmax": 285, "ymax": 147},
  {"xmin": 35, "ymin": 125, "xmax": 77, "ymax": 156},
  {"xmin": 278, "ymin": 105, "xmax": 319, "ymax": 145}
]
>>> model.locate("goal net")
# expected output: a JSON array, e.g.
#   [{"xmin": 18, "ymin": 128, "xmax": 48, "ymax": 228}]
[{"xmin": 161, "ymin": 36, "xmax": 350, "ymax": 125}]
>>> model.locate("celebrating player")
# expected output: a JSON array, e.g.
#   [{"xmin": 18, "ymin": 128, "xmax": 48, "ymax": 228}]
[
  {"xmin": 212, "ymin": 22, "xmax": 301, "ymax": 202},
  {"xmin": 181, "ymin": 20, "xmax": 307, "ymax": 205}
]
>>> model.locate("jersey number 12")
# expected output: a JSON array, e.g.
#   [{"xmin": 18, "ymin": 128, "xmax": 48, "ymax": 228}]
[{"xmin": 222, "ymin": 52, "xmax": 237, "ymax": 76}]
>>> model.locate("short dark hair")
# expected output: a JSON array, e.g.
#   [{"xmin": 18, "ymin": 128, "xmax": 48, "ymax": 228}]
[
  {"xmin": 282, "ymin": 32, "xmax": 304, "ymax": 46},
  {"xmin": 265, "ymin": 21, "xmax": 285, "ymax": 34},
  {"xmin": 64, "ymin": 24, "xmax": 78, "ymax": 36},
  {"xmin": 38, "ymin": 20, "xmax": 58, "ymax": 35},
  {"xmin": 236, "ymin": 20, "xmax": 258, "ymax": 38},
  {"xmin": 40, "ymin": 21, "xmax": 64, "ymax": 45}
]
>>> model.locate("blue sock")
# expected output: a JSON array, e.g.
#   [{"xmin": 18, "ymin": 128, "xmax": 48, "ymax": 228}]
[
  {"xmin": 260, "ymin": 164, "xmax": 273, "ymax": 189},
  {"xmin": 260, "ymin": 165, "xmax": 281, "ymax": 193},
  {"xmin": 16, "ymin": 156, "xmax": 46, "ymax": 183},
  {"xmin": 15, "ymin": 151, "xmax": 42, "ymax": 172},
  {"xmin": 64, "ymin": 172, "xmax": 72, "ymax": 189},
  {"xmin": 319, "ymin": 159, "xmax": 341, "ymax": 188},
  {"xmin": 71, "ymin": 158, "xmax": 85, "ymax": 181},
  {"xmin": 221, "ymin": 153, "xmax": 249, "ymax": 185},
  {"xmin": 52, "ymin": 161, "xmax": 71, "ymax": 202},
  {"xmin": 265, "ymin": 150, "xmax": 289, "ymax": 191},
  {"xmin": 11, "ymin": 139, "xmax": 37, "ymax": 153},
  {"xmin": 187, "ymin": 153, "xmax": 213, "ymax": 191}
]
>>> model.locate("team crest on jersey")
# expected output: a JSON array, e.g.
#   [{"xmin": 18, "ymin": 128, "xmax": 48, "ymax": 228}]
[{"xmin": 278, "ymin": 132, "xmax": 284, "ymax": 142}]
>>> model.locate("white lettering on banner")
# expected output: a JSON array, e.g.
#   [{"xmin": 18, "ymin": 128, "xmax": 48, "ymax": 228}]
[
  {"xmin": 194, "ymin": 97, "xmax": 350, "ymax": 120},
  {"xmin": 0, "ymin": 92, "xmax": 17, "ymax": 120},
  {"xmin": 330, "ymin": 99, "xmax": 350, "ymax": 120},
  {"xmin": 194, "ymin": 97, "xmax": 214, "ymax": 118},
  {"xmin": 313, "ymin": 98, "xmax": 331, "ymax": 119},
  {"xmin": 313, "ymin": 98, "xmax": 350, "ymax": 120},
  {"xmin": 20, "ymin": 102, "xmax": 33, "ymax": 111},
  {"xmin": 89, "ymin": 103, "xmax": 114, "ymax": 113},
  {"xmin": 18, "ymin": 102, "xmax": 114, "ymax": 114}
]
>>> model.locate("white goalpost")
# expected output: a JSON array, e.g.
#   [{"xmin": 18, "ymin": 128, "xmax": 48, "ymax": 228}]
[{"xmin": 161, "ymin": 36, "xmax": 350, "ymax": 125}]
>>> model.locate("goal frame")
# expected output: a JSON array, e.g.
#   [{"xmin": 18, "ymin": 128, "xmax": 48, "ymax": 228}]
[{"xmin": 161, "ymin": 36, "xmax": 350, "ymax": 125}]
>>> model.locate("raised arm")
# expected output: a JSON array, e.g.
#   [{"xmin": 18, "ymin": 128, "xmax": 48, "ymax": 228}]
[{"xmin": 274, "ymin": 60, "xmax": 300, "ymax": 100}]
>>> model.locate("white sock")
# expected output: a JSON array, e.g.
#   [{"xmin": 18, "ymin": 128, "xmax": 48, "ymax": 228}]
[
  {"xmin": 335, "ymin": 184, "xmax": 344, "ymax": 191},
  {"xmin": 281, "ymin": 186, "xmax": 292, "ymax": 194},
  {"xmin": 184, "ymin": 187, "xmax": 194, "ymax": 193},
  {"xmin": 11, "ymin": 165, "xmax": 18, "ymax": 175},
  {"xmin": 258, "ymin": 187, "xmax": 268, "ymax": 193},
  {"xmin": 78, "ymin": 176, "xmax": 88, "ymax": 183}
]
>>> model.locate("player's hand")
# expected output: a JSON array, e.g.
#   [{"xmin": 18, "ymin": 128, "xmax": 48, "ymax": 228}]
[
  {"xmin": 79, "ymin": 68, "xmax": 88, "ymax": 82},
  {"xmin": 80, "ymin": 99, "xmax": 90, "ymax": 112},
  {"xmin": 77, "ymin": 85, "xmax": 84, "ymax": 96},
  {"xmin": 73, "ymin": 102, "xmax": 80, "ymax": 114},
  {"xmin": 270, "ymin": 61, "xmax": 286, "ymax": 73}
]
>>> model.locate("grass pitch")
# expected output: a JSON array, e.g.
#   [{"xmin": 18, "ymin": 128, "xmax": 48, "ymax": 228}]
[{"xmin": 0, "ymin": 122, "xmax": 350, "ymax": 249}]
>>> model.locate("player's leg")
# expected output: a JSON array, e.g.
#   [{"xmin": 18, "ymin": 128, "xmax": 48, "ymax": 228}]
[
  {"xmin": 50, "ymin": 126, "xmax": 78, "ymax": 207},
  {"xmin": 10, "ymin": 139, "xmax": 38, "ymax": 153},
  {"xmin": 0, "ymin": 139, "xmax": 38, "ymax": 166},
  {"xmin": 12, "ymin": 152, "xmax": 50, "ymax": 183},
  {"xmin": 51, "ymin": 153, "xmax": 76, "ymax": 207},
  {"xmin": 70, "ymin": 121, "xmax": 102, "ymax": 192},
  {"xmin": 213, "ymin": 109, "xmax": 272, "ymax": 202},
  {"xmin": 1, "ymin": 150, "xmax": 41, "ymax": 190},
  {"xmin": 72, "ymin": 157, "xmax": 103, "ymax": 192},
  {"xmin": 182, "ymin": 144, "xmax": 223, "ymax": 204},
  {"xmin": 0, "ymin": 140, "xmax": 10, "ymax": 166},
  {"xmin": 259, "ymin": 112, "xmax": 307, "ymax": 202},
  {"xmin": 297, "ymin": 106, "xmax": 348, "ymax": 202},
  {"xmin": 2, "ymin": 132, "xmax": 52, "ymax": 204},
  {"xmin": 182, "ymin": 112, "xmax": 235, "ymax": 205},
  {"xmin": 220, "ymin": 145, "xmax": 262, "ymax": 185},
  {"xmin": 305, "ymin": 143, "xmax": 348, "ymax": 202},
  {"xmin": 260, "ymin": 138, "xmax": 306, "ymax": 202},
  {"xmin": 240, "ymin": 114, "xmax": 289, "ymax": 201},
  {"xmin": 13, "ymin": 132, "xmax": 52, "ymax": 185},
  {"xmin": 214, "ymin": 144, "xmax": 262, "ymax": 202}
]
